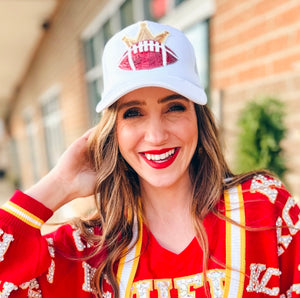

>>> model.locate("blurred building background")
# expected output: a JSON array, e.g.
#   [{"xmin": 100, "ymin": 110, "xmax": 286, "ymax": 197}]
[{"xmin": 0, "ymin": 0, "xmax": 299, "ymax": 220}]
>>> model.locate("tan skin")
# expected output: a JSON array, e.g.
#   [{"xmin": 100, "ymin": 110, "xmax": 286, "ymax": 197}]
[
  {"xmin": 25, "ymin": 128, "xmax": 97, "ymax": 212},
  {"xmin": 26, "ymin": 87, "xmax": 197, "ymax": 254},
  {"xmin": 117, "ymin": 87, "xmax": 197, "ymax": 254}
]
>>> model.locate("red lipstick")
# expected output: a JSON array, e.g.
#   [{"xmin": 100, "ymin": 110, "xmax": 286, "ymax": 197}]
[{"xmin": 140, "ymin": 147, "xmax": 179, "ymax": 169}]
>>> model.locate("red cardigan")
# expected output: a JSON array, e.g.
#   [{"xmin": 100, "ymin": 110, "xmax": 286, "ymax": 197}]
[{"xmin": 0, "ymin": 175, "xmax": 300, "ymax": 297}]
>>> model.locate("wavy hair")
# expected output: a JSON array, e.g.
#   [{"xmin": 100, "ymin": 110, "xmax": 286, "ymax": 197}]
[{"xmin": 74, "ymin": 102, "xmax": 271, "ymax": 296}]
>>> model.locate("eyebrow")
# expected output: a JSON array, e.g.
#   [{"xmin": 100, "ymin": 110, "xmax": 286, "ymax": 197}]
[
  {"xmin": 118, "ymin": 93, "xmax": 188, "ymax": 110},
  {"xmin": 157, "ymin": 93, "xmax": 189, "ymax": 103},
  {"xmin": 117, "ymin": 100, "xmax": 146, "ymax": 111}
]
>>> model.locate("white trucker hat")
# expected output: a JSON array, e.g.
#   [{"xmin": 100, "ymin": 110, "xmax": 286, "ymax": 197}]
[{"xmin": 96, "ymin": 21, "xmax": 207, "ymax": 113}]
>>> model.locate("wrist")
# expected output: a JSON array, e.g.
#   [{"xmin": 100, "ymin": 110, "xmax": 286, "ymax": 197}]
[{"xmin": 25, "ymin": 171, "xmax": 71, "ymax": 212}]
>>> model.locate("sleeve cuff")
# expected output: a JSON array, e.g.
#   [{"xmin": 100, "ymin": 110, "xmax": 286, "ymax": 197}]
[{"xmin": 0, "ymin": 190, "xmax": 53, "ymax": 230}]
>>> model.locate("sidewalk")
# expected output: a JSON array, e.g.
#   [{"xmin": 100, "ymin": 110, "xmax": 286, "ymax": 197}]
[{"xmin": 0, "ymin": 178, "xmax": 15, "ymax": 205}]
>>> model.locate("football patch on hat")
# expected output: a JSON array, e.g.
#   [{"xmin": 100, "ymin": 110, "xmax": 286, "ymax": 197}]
[{"xmin": 119, "ymin": 22, "xmax": 178, "ymax": 71}]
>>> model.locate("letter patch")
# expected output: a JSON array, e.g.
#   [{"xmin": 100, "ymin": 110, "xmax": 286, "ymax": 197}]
[
  {"xmin": 0, "ymin": 229, "xmax": 14, "ymax": 262},
  {"xmin": 246, "ymin": 264, "xmax": 281, "ymax": 296},
  {"xmin": 250, "ymin": 175, "xmax": 281, "ymax": 203},
  {"xmin": 82, "ymin": 262, "xmax": 96, "ymax": 293},
  {"xmin": 0, "ymin": 282, "xmax": 18, "ymax": 297}
]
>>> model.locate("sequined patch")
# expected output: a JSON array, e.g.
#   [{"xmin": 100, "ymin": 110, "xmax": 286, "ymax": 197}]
[
  {"xmin": 174, "ymin": 273, "xmax": 202, "ymax": 297},
  {"xmin": 0, "ymin": 282, "xmax": 18, "ymax": 297},
  {"xmin": 73, "ymin": 228, "xmax": 86, "ymax": 251},
  {"xmin": 250, "ymin": 175, "xmax": 281, "ymax": 203},
  {"xmin": 0, "ymin": 229, "xmax": 14, "ymax": 262},
  {"xmin": 246, "ymin": 263, "xmax": 281, "ymax": 295},
  {"xmin": 282, "ymin": 197, "xmax": 300, "ymax": 235},
  {"xmin": 82, "ymin": 262, "xmax": 96, "ymax": 293},
  {"xmin": 20, "ymin": 279, "xmax": 42, "ymax": 298},
  {"xmin": 276, "ymin": 217, "xmax": 293, "ymax": 256},
  {"xmin": 207, "ymin": 270, "xmax": 225, "ymax": 298}
]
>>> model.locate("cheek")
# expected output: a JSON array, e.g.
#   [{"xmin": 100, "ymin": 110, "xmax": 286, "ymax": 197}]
[
  {"xmin": 117, "ymin": 123, "xmax": 138, "ymax": 156},
  {"xmin": 178, "ymin": 116, "xmax": 198, "ymax": 145}
]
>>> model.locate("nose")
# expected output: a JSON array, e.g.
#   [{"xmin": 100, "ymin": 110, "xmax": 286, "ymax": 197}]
[{"xmin": 144, "ymin": 116, "xmax": 168, "ymax": 145}]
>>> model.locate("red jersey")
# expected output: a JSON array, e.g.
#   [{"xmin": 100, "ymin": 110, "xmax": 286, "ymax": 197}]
[{"xmin": 0, "ymin": 175, "xmax": 300, "ymax": 297}]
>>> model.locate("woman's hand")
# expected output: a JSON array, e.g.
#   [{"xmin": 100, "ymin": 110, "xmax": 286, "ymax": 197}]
[{"xmin": 25, "ymin": 129, "xmax": 97, "ymax": 212}]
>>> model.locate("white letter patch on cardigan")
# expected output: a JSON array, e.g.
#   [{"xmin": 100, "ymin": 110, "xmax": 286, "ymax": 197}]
[
  {"xmin": 282, "ymin": 197, "xmax": 300, "ymax": 235},
  {"xmin": 0, "ymin": 282, "xmax": 18, "ymax": 297},
  {"xmin": 246, "ymin": 264, "xmax": 281, "ymax": 295},
  {"xmin": 82, "ymin": 262, "xmax": 96, "ymax": 293},
  {"xmin": 250, "ymin": 175, "xmax": 281, "ymax": 204},
  {"xmin": 276, "ymin": 217, "xmax": 293, "ymax": 256},
  {"xmin": 0, "ymin": 229, "xmax": 14, "ymax": 262}
]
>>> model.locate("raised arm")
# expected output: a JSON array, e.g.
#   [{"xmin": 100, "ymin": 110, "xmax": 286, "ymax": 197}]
[{"xmin": 25, "ymin": 128, "xmax": 97, "ymax": 212}]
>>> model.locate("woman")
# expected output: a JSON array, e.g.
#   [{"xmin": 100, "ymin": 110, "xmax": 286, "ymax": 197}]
[{"xmin": 0, "ymin": 21, "xmax": 299, "ymax": 297}]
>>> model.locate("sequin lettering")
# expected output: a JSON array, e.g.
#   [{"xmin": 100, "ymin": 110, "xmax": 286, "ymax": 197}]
[
  {"xmin": 0, "ymin": 229, "xmax": 14, "ymax": 262},
  {"xmin": 246, "ymin": 264, "xmax": 281, "ymax": 296},
  {"xmin": 207, "ymin": 270, "xmax": 225, "ymax": 298},
  {"xmin": 20, "ymin": 279, "xmax": 42, "ymax": 298},
  {"xmin": 73, "ymin": 228, "xmax": 86, "ymax": 251},
  {"xmin": 0, "ymin": 282, "xmax": 18, "ymax": 297},
  {"xmin": 282, "ymin": 197, "xmax": 300, "ymax": 235},
  {"xmin": 130, "ymin": 271, "xmax": 228, "ymax": 297},
  {"xmin": 82, "ymin": 262, "xmax": 96, "ymax": 293},
  {"xmin": 131, "ymin": 280, "xmax": 153, "ymax": 297},
  {"xmin": 46, "ymin": 237, "xmax": 56, "ymax": 283},
  {"xmin": 276, "ymin": 217, "xmax": 293, "ymax": 256},
  {"xmin": 46, "ymin": 238, "xmax": 55, "ymax": 258},
  {"xmin": 250, "ymin": 175, "xmax": 281, "ymax": 203},
  {"xmin": 154, "ymin": 279, "xmax": 172, "ymax": 297},
  {"xmin": 47, "ymin": 259, "xmax": 55, "ymax": 283},
  {"xmin": 174, "ymin": 273, "xmax": 202, "ymax": 297}
]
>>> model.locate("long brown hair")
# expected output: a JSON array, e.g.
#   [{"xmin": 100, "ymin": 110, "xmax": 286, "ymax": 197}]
[{"xmin": 75, "ymin": 102, "xmax": 271, "ymax": 296}]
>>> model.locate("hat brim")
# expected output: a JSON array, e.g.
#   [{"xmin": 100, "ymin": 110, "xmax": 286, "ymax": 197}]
[{"xmin": 95, "ymin": 74, "xmax": 207, "ymax": 113}]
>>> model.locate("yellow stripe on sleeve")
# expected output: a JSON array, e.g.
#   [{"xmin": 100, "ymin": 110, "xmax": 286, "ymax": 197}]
[{"xmin": 1, "ymin": 201, "xmax": 44, "ymax": 229}]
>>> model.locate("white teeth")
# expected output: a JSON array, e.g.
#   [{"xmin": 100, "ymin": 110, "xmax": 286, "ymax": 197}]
[{"xmin": 144, "ymin": 149, "xmax": 175, "ymax": 162}]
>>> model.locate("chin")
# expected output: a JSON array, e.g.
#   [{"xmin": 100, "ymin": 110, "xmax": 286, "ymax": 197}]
[{"xmin": 141, "ymin": 175, "xmax": 179, "ymax": 190}]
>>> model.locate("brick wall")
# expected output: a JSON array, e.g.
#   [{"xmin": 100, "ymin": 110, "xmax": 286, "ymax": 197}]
[{"xmin": 210, "ymin": 0, "xmax": 300, "ymax": 199}]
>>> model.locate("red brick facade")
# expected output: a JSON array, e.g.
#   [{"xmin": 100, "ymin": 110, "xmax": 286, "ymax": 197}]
[{"xmin": 211, "ymin": 0, "xmax": 300, "ymax": 198}]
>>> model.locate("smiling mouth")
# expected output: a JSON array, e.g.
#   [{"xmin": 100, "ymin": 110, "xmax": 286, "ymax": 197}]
[
  {"xmin": 144, "ymin": 148, "xmax": 176, "ymax": 163},
  {"xmin": 140, "ymin": 148, "xmax": 179, "ymax": 169}
]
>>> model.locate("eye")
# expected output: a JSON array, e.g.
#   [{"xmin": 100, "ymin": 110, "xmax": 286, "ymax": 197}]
[
  {"xmin": 123, "ymin": 108, "xmax": 142, "ymax": 119},
  {"xmin": 167, "ymin": 103, "xmax": 186, "ymax": 112}
]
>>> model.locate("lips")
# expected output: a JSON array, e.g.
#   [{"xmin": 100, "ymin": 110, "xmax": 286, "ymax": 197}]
[{"xmin": 140, "ymin": 147, "xmax": 179, "ymax": 169}]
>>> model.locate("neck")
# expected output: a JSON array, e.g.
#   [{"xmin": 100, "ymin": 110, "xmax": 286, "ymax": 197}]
[
  {"xmin": 140, "ymin": 176, "xmax": 193, "ymax": 219},
  {"xmin": 139, "ymin": 176, "xmax": 196, "ymax": 254}
]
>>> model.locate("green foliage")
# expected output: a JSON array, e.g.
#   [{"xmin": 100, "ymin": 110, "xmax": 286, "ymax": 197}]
[{"xmin": 235, "ymin": 97, "xmax": 287, "ymax": 178}]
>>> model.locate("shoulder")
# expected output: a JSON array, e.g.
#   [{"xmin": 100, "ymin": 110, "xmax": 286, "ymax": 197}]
[
  {"xmin": 240, "ymin": 174, "xmax": 294, "ymax": 207},
  {"xmin": 237, "ymin": 174, "xmax": 299, "ymax": 227}
]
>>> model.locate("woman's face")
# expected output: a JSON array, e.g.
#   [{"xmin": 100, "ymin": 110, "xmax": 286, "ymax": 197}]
[{"xmin": 116, "ymin": 87, "xmax": 198, "ymax": 191}]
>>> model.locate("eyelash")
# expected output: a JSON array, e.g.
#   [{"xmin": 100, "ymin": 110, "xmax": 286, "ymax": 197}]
[
  {"xmin": 122, "ymin": 103, "xmax": 186, "ymax": 119},
  {"xmin": 167, "ymin": 103, "xmax": 186, "ymax": 112},
  {"xmin": 123, "ymin": 108, "xmax": 142, "ymax": 119}
]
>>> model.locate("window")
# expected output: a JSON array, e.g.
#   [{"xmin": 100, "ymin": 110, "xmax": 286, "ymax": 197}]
[
  {"xmin": 41, "ymin": 87, "xmax": 65, "ymax": 169},
  {"xmin": 23, "ymin": 109, "xmax": 40, "ymax": 182},
  {"xmin": 82, "ymin": 0, "xmax": 138, "ymax": 124}
]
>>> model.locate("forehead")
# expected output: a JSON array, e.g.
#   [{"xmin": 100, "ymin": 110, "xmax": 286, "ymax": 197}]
[{"xmin": 118, "ymin": 87, "xmax": 190, "ymax": 107}]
